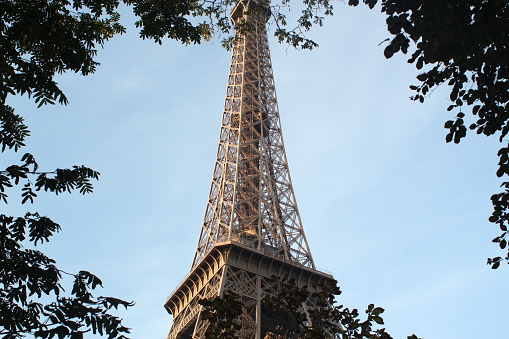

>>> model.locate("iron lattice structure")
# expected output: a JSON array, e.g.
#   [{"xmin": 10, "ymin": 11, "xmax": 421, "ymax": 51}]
[
  {"xmin": 193, "ymin": 0, "xmax": 313, "ymax": 271},
  {"xmin": 165, "ymin": 0, "xmax": 335, "ymax": 337}
]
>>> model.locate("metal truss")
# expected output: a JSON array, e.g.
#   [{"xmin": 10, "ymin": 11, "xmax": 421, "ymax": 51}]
[
  {"xmin": 192, "ymin": 0, "xmax": 314, "ymax": 271},
  {"xmin": 165, "ymin": 0, "xmax": 335, "ymax": 337},
  {"xmin": 166, "ymin": 243, "xmax": 334, "ymax": 339}
]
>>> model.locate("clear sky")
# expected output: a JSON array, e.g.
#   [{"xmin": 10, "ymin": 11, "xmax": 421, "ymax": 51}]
[{"xmin": 5, "ymin": 2, "xmax": 509, "ymax": 339}]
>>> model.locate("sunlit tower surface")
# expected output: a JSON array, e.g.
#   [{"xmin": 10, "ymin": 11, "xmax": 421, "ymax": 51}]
[{"xmin": 164, "ymin": 0, "xmax": 335, "ymax": 337}]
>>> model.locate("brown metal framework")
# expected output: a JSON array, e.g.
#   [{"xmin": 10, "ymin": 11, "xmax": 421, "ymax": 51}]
[
  {"xmin": 165, "ymin": 0, "xmax": 335, "ymax": 337},
  {"xmin": 193, "ymin": 0, "xmax": 314, "ymax": 270}
]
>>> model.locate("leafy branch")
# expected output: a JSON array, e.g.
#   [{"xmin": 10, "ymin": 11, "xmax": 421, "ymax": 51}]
[
  {"xmin": 0, "ymin": 153, "xmax": 100, "ymax": 204},
  {"xmin": 0, "ymin": 213, "xmax": 134, "ymax": 339},
  {"xmin": 200, "ymin": 276, "xmax": 421, "ymax": 338},
  {"xmin": 347, "ymin": 0, "xmax": 509, "ymax": 269}
]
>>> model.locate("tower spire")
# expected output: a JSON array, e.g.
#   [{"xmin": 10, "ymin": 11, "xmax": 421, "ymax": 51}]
[
  {"xmin": 165, "ymin": 1, "xmax": 334, "ymax": 337},
  {"xmin": 192, "ymin": 0, "xmax": 314, "ymax": 270}
]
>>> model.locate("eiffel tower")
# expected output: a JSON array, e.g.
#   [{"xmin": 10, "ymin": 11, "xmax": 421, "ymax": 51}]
[{"xmin": 165, "ymin": 0, "xmax": 335, "ymax": 337}]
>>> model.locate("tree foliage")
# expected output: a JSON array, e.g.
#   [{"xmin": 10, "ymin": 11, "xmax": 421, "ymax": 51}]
[
  {"xmin": 200, "ymin": 277, "xmax": 421, "ymax": 339},
  {"xmin": 5, "ymin": 0, "xmax": 506, "ymax": 335},
  {"xmin": 0, "ymin": 156, "xmax": 134, "ymax": 338},
  {"xmin": 0, "ymin": 1, "xmax": 136, "ymax": 337},
  {"xmin": 344, "ymin": 0, "xmax": 509, "ymax": 268},
  {"xmin": 0, "ymin": 0, "xmax": 338, "ymax": 336},
  {"xmin": 198, "ymin": 293, "xmax": 243, "ymax": 338}
]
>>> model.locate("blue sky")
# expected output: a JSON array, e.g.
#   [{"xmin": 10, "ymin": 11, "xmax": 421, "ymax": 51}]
[{"xmin": 5, "ymin": 2, "xmax": 509, "ymax": 339}]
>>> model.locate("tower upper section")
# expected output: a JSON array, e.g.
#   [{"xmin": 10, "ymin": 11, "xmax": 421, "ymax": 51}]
[
  {"xmin": 231, "ymin": 0, "xmax": 270, "ymax": 24},
  {"xmin": 191, "ymin": 0, "xmax": 315, "ymax": 270}
]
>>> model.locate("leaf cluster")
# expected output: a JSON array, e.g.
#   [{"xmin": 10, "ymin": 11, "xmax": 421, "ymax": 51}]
[
  {"xmin": 0, "ymin": 147, "xmax": 133, "ymax": 338},
  {"xmin": 262, "ymin": 277, "xmax": 395, "ymax": 339},
  {"xmin": 135, "ymin": 0, "xmax": 336, "ymax": 50},
  {"xmin": 0, "ymin": 213, "xmax": 134, "ymax": 339},
  {"xmin": 199, "ymin": 292, "xmax": 243, "ymax": 338},
  {"xmin": 272, "ymin": 0, "xmax": 334, "ymax": 50},
  {"xmin": 0, "ymin": 153, "xmax": 99, "ymax": 204},
  {"xmin": 201, "ymin": 276, "xmax": 421, "ymax": 339},
  {"xmin": 0, "ymin": 2, "xmax": 143, "ymax": 337},
  {"xmin": 0, "ymin": 0, "xmax": 126, "ymax": 110},
  {"xmin": 348, "ymin": 0, "xmax": 509, "ymax": 269},
  {"xmin": 0, "ymin": 0, "xmax": 128, "ymax": 168}
]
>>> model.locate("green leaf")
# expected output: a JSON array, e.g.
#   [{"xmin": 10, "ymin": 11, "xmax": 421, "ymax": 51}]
[
  {"xmin": 416, "ymin": 57, "xmax": 424, "ymax": 70},
  {"xmin": 373, "ymin": 315, "xmax": 384, "ymax": 324},
  {"xmin": 446, "ymin": 132, "xmax": 453, "ymax": 143},
  {"xmin": 500, "ymin": 239, "xmax": 507, "ymax": 249},
  {"xmin": 384, "ymin": 45, "xmax": 394, "ymax": 59},
  {"xmin": 416, "ymin": 73, "xmax": 427, "ymax": 81},
  {"xmin": 489, "ymin": 215, "xmax": 498, "ymax": 222},
  {"xmin": 372, "ymin": 307, "xmax": 384, "ymax": 316}
]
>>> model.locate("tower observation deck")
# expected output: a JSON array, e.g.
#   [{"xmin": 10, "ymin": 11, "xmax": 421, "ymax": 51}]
[{"xmin": 164, "ymin": 0, "xmax": 336, "ymax": 337}]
